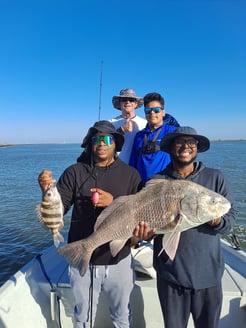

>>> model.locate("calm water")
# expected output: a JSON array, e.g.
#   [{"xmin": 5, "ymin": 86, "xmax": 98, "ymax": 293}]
[{"xmin": 0, "ymin": 142, "xmax": 245, "ymax": 287}]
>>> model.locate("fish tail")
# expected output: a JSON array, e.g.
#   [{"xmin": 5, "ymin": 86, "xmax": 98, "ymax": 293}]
[
  {"xmin": 53, "ymin": 232, "xmax": 64, "ymax": 248},
  {"xmin": 57, "ymin": 240, "xmax": 92, "ymax": 277}
]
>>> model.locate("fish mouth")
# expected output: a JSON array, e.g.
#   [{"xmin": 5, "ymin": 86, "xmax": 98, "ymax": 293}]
[{"xmin": 222, "ymin": 202, "xmax": 231, "ymax": 215}]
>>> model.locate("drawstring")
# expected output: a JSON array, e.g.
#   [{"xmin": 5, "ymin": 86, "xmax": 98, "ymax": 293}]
[
  {"xmin": 105, "ymin": 266, "xmax": 109, "ymax": 278},
  {"xmin": 93, "ymin": 265, "xmax": 109, "ymax": 279}
]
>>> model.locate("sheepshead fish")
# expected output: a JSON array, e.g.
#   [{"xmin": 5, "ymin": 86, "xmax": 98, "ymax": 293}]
[
  {"xmin": 57, "ymin": 179, "xmax": 231, "ymax": 276},
  {"xmin": 37, "ymin": 185, "xmax": 64, "ymax": 247}
]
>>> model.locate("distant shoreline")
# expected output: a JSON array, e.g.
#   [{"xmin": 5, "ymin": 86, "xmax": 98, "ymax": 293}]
[
  {"xmin": 0, "ymin": 144, "xmax": 16, "ymax": 147},
  {"xmin": 212, "ymin": 139, "xmax": 246, "ymax": 142},
  {"xmin": 1, "ymin": 140, "xmax": 246, "ymax": 147}
]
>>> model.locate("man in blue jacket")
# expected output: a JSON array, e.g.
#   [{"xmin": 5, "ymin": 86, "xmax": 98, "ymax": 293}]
[
  {"xmin": 152, "ymin": 126, "xmax": 237, "ymax": 328},
  {"xmin": 129, "ymin": 92, "xmax": 179, "ymax": 184}
]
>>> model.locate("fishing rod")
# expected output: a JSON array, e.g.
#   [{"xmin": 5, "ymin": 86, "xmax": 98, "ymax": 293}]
[{"xmin": 98, "ymin": 60, "xmax": 103, "ymax": 121}]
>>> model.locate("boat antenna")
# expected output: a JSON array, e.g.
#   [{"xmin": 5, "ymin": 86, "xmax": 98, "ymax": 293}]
[{"xmin": 98, "ymin": 60, "xmax": 103, "ymax": 120}]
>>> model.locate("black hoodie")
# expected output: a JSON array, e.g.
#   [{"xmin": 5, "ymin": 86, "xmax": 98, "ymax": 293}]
[{"xmin": 57, "ymin": 157, "xmax": 142, "ymax": 265}]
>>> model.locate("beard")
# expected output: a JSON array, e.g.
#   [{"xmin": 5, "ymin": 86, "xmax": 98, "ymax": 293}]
[{"xmin": 173, "ymin": 154, "xmax": 197, "ymax": 167}]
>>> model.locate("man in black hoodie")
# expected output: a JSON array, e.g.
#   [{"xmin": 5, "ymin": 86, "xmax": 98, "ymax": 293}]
[{"xmin": 38, "ymin": 121, "xmax": 142, "ymax": 328}]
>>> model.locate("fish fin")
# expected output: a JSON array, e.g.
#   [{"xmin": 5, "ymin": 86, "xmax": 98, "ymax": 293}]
[
  {"xmin": 158, "ymin": 232, "xmax": 181, "ymax": 260},
  {"xmin": 59, "ymin": 220, "xmax": 64, "ymax": 230},
  {"xmin": 36, "ymin": 205, "xmax": 48, "ymax": 228},
  {"xmin": 94, "ymin": 195, "xmax": 133, "ymax": 230},
  {"xmin": 53, "ymin": 232, "xmax": 64, "ymax": 248},
  {"xmin": 57, "ymin": 240, "xmax": 92, "ymax": 277},
  {"xmin": 109, "ymin": 239, "xmax": 128, "ymax": 257},
  {"xmin": 36, "ymin": 204, "xmax": 42, "ymax": 221}
]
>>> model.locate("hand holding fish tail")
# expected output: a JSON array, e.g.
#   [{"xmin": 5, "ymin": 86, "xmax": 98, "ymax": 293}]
[
  {"xmin": 90, "ymin": 188, "xmax": 113, "ymax": 207},
  {"xmin": 38, "ymin": 169, "xmax": 56, "ymax": 192}
]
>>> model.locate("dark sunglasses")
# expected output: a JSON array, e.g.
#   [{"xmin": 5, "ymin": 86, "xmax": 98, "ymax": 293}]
[
  {"xmin": 120, "ymin": 97, "xmax": 137, "ymax": 102},
  {"xmin": 144, "ymin": 107, "xmax": 163, "ymax": 114},
  {"xmin": 91, "ymin": 135, "xmax": 114, "ymax": 146},
  {"xmin": 173, "ymin": 139, "xmax": 198, "ymax": 148}
]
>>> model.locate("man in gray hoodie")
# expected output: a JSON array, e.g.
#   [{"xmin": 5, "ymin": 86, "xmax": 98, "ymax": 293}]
[{"xmin": 152, "ymin": 126, "xmax": 237, "ymax": 328}]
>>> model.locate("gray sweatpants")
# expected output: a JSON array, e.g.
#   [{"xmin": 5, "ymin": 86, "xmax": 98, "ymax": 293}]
[{"xmin": 70, "ymin": 254, "xmax": 135, "ymax": 328}]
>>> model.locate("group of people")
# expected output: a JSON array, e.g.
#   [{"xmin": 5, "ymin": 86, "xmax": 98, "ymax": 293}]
[{"xmin": 38, "ymin": 88, "xmax": 237, "ymax": 328}]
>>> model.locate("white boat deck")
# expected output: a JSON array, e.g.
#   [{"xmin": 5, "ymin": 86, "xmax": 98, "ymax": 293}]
[{"xmin": 0, "ymin": 240, "xmax": 245, "ymax": 328}]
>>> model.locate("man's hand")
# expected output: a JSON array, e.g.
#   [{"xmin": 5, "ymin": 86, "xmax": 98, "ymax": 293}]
[
  {"xmin": 131, "ymin": 221, "xmax": 156, "ymax": 246},
  {"xmin": 38, "ymin": 170, "xmax": 55, "ymax": 192},
  {"xmin": 90, "ymin": 188, "xmax": 113, "ymax": 207},
  {"xmin": 208, "ymin": 217, "xmax": 221, "ymax": 227},
  {"xmin": 120, "ymin": 118, "xmax": 135, "ymax": 133}
]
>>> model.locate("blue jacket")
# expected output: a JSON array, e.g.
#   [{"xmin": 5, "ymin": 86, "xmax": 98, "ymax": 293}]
[
  {"xmin": 152, "ymin": 162, "xmax": 237, "ymax": 289},
  {"xmin": 129, "ymin": 124, "xmax": 177, "ymax": 183}
]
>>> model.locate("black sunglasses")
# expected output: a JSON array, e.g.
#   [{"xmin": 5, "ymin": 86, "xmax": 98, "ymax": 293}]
[
  {"xmin": 173, "ymin": 139, "xmax": 198, "ymax": 148},
  {"xmin": 120, "ymin": 97, "xmax": 137, "ymax": 102}
]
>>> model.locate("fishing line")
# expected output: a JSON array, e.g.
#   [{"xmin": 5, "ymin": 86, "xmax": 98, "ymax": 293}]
[
  {"xmin": 88, "ymin": 166, "xmax": 100, "ymax": 328},
  {"xmin": 36, "ymin": 253, "xmax": 53, "ymax": 289}
]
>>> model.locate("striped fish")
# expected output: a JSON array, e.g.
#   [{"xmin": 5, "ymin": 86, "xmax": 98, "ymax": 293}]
[{"xmin": 37, "ymin": 185, "xmax": 64, "ymax": 247}]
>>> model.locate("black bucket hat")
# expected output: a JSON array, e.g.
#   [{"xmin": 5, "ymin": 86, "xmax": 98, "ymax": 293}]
[
  {"xmin": 81, "ymin": 120, "xmax": 124, "ymax": 151},
  {"xmin": 160, "ymin": 126, "xmax": 210, "ymax": 153}
]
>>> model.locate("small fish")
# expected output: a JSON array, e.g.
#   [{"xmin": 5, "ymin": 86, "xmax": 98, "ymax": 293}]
[
  {"xmin": 57, "ymin": 179, "xmax": 231, "ymax": 276},
  {"xmin": 37, "ymin": 185, "xmax": 64, "ymax": 247}
]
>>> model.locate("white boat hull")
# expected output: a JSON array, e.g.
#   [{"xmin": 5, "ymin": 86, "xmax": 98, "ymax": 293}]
[{"xmin": 0, "ymin": 240, "xmax": 245, "ymax": 328}]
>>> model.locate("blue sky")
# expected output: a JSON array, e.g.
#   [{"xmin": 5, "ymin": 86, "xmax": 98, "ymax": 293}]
[{"xmin": 0, "ymin": 0, "xmax": 245, "ymax": 143}]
